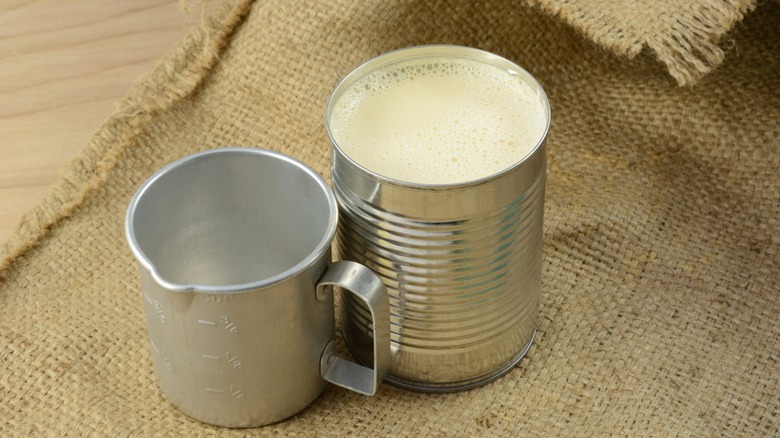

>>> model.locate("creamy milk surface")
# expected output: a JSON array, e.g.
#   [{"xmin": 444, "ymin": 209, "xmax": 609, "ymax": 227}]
[{"xmin": 329, "ymin": 56, "xmax": 547, "ymax": 184}]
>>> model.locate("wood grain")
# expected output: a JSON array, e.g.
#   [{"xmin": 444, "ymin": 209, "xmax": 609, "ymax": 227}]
[{"xmin": 0, "ymin": 0, "xmax": 196, "ymax": 243}]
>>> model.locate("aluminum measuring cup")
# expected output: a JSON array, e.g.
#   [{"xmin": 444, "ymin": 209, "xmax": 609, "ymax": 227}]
[
  {"xmin": 125, "ymin": 148, "xmax": 390, "ymax": 427},
  {"xmin": 326, "ymin": 45, "xmax": 550, "ymax": 392}
]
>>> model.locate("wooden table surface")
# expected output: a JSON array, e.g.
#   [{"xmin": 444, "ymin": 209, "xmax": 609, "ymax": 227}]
[{"xmin": 0, "ymin": 0, "xmax": 197, "ymax": 243}]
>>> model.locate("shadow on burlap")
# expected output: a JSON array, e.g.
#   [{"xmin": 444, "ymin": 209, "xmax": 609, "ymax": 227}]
[{"xmin": 0, "ymin": 1, "xmax": 778, "ymax": 436}]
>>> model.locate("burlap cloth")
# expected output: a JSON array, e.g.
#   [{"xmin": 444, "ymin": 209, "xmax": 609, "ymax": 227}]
[
  {"xmin": 1, "ymin": 0, "xmax": 778, "ymax": 436},
  {"xmin": 529, "ymin": 0, "xmax": 759, "ymax": 86}
]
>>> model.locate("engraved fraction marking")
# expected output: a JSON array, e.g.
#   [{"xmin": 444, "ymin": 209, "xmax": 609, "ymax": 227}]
[
  {"xmin": 221, "ymin": 315, "xmax": 239, "ymax": 334},
  {"xmin": 201, "ymin": 352, "xmax": 242, "ymax": 368},
  {"xmin": 231, "ymin": 385, "xmax": 245, "ymax": 400},
  {"xmin": 197, "ymin": 316, "xmax": 238, "ymax": 333},
  {"xmin": 149, "ymin": 341, "xmax": 173, "ymax": 372},
  {"xmin": 143, "ymin": 292, "xmax": 166, "ymax": 324},
  {"xmin": 196, "ymin": 313, "xmax": 244, "ymax": 399},
  {"xmin": 227, "ymin": 352, "xmax": 242, "ymax": 368},
  {"xmin": 205, "ymin": 385, "xmax": 245, "ymax": 400}
]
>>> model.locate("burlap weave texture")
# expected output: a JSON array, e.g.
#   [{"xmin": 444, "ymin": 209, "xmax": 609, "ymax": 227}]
[
  {"xmin": 1, "ymin": 0, "xmax": 778, "ymax": 436},
  {"xmin": 528, "ymin": 0, "xmax": 758, "ymax": 85}
]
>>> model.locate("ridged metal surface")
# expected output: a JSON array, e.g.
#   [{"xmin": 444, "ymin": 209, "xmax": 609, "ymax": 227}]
[
  {"xmin": 326, "ymin": 45, "xmax": 550, "ymax": 391},
  {"xmin": 334, "ymin": 170, "xmax": 544, "ymax": 390}
]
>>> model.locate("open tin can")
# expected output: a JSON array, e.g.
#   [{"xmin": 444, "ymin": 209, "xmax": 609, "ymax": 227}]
[{"xmin": 326, "ymin": 45, "xmax": 550, "ymax": 392}]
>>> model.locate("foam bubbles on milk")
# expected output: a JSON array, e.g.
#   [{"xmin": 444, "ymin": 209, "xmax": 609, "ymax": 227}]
[{"xmin": 329, "ymin": 56, "xmax": 547, "ymax": 184}]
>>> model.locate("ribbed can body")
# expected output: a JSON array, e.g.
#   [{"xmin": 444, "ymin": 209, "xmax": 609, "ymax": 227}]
[
  {"xmin": 333, "ymin": 151, "xmax": 544, "ymax": 391},
  {"xmin": 327, "ymin": 45, "xmax": 550, "ymax": 391}
]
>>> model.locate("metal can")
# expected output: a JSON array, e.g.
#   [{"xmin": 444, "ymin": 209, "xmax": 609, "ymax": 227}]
[{"xmin": 326, "ymin": 45, "xmax": 550, "ymax": 392}]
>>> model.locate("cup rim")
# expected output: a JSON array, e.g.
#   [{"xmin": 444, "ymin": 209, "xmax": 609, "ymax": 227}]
[
  {"xmin": 325, "ymin": 44, "xmax": 551, "ymax": 189},
  {"xmin": 125, "ymin": 147, "xmax": 338, "ymax": 293}
]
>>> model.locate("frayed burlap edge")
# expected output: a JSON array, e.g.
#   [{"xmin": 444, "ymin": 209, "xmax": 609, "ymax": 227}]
[
  {"xmin": 527, "ymin": 0, "xmax": 758, "ymax": 85},
  {"xmin": 0, "ymin": 0, "xmax": 255, "ymax": 277},
  {"xmin": 0, "ymin": 0, "xmax": 761, "ymax": 274}
]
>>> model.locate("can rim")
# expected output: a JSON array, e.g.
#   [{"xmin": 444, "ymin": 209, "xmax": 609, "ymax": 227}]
[{"xmin": 325, "ymin": 44, "xmax": 551, "ymax": 189}]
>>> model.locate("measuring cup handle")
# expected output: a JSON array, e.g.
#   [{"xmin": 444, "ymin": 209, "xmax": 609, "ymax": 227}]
[{"xmin": 316, "ymin": 260, "xmax": 390, "ymax": 396}]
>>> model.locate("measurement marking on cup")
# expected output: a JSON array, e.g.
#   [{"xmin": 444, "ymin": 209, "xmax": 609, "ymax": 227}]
[
  {"xmin": 231, "ymin": 385, "xmax": 245, "ymax": 400},
  {"xmin": 227, "ymin": 352, "xmax": 242, "ymax": 368},
  {"xmin": 221, "ymin": 315, "xmax": 239, "ymax": 334},
  {"xmin": 149, "ymin": 341, "xmax": 172, "ymax": 371},
  {"xmin": 144, "ymin": 293, "xmax": 166, "ymax": 324},
  {"xmin": 205, "ymin": 385, "xmax": 245, "ymax": 400},
  {"xmin": 201, "ymin": 352, "xmax": 242, "ymax": 368},
  {"xmin": 198, "ymin": 317, "xmax": 238, "ymax": 334},
  {"xmin": 202, "ymin": 294, "xmax": 232, "ymax": 303}
]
